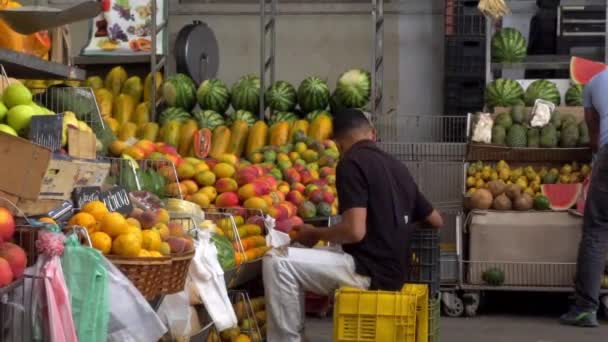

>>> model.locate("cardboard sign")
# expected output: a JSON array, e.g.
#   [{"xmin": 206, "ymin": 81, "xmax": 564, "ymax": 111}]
[
  {"xmin": 72, "ymin": 186, "xmax": 101, "ymax": 209},
  {"xmin": 100, "ymin": 186, "xmax": 133, "ymax": 215}
]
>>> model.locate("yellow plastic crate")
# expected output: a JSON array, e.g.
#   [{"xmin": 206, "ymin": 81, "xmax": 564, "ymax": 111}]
[
  {"xmin": 402, "ymin": 284, "xmax": 430, "ymax": 342},
  {"xmin": 333, "ymin": 286, "xmax": 420, "ymax": 342}
]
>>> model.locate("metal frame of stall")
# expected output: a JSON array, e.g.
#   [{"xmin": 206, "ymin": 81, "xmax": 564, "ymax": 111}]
[{"xmin": 258, "ymin": 0, "xmax": 385, "ymax": 119}]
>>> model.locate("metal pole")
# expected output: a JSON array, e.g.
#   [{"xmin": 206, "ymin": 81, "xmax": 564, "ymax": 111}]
[
  {"xmin": 151, "ymin": 0, "xmax": 157, "ymax": 121},
  {"xmin": 260, "ymin": 0, "xmax": 277, "ymax": 120},
  {"xmin": 371, "ymin": 0, "xmax": 384, "ymax": 119}
]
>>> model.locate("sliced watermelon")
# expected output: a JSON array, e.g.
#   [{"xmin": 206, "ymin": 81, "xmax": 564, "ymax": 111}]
[
  {"xmin": 576, "ymin": 177, "xmax": 591, "ymax": 215},
  {"xmin": 570, "ymin": 57, "xmax": 608, "ymax": 85},
  {"xmin": 541, "ymin": 183, "xmax": 583, "ymax": 210}
]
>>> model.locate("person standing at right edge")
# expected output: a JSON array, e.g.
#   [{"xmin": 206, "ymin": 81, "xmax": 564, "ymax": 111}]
[{"xmin": 560, "ymin": 70, "xmax": 608, "ymax": 327}]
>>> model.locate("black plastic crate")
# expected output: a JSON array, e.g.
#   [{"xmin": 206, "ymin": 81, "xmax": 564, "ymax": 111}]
[
  {"xmin": 408, "ymin": 228, "xmax": 440, "ymax": 296},
  {"xmin": 445, "ymin": 36, "xmax": 486, "ymax": 77},
  {"xmin": 445, "ymin": 76, "xmax": 485, "ymax": 110},
  {"xmin": 445, "ymin": 0, "xmax": 486, "ymax": 36}
]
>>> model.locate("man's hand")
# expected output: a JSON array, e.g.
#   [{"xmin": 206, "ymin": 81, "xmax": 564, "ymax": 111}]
[{"xmin": 291, "ymin": 224, "xmax": 320, "ymax": 248}]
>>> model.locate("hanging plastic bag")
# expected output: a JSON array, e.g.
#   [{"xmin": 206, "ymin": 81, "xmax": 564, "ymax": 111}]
[
  {"xmin": 188, "ymin": 230, "xmax": 237, "ymax": 331},
  {"xmin": 157, "ymin": 290, "xmax": 203, "ymax": 340}
]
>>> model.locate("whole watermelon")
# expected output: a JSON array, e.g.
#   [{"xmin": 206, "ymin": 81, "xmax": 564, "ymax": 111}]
[
  {"xmin": 306, "ymin": 110, "xmax": 332, "ymax": 122},
  {"xmin": 269, "ymin": 111, "xmax": 298, "ymax": 126},
  {"xmin": 335, "ymin": 69, "xmax": 371, "ymax": 109},
  {"xmin": 158, "ymin": 107, "xmax": 191, "ymax": 125},
  {"xmin": 524, "ymin": 79, "xmax": 561, "ymax": 106},
  {"xmin": 298, "ymin": 76, "xmax": 330, "ymax": 113},
  {"xmin": 565, "ymin": 84, "xmax": 583, "ymax": 106},
  {"xmin": 193, "ymin": 109, "xmax": 225, "ymax": 130},
  {"xmin": 162, "ymin": 74, "xmax": 197, "ymax": 111},
  {"xmin": 196, "ymin": 79, "xmax": 231, "ymax": 114},
  {"xmin": 227, "ymin": 109, "xmax": 257, "ymax": 127},
  {"xmin": 265, "ymin": 81, "xmax": 297, "ymax": 112},
  {"xmin": 231, "ymin": 75, "xmax": 261, "ymax": 113},
  {"xmin": 485, "ymin": 78, "xmax": 524, "ymax": 109},
  {"xmin": 491, "ymin": 28, "xmax": 527, "ymax": 63}
]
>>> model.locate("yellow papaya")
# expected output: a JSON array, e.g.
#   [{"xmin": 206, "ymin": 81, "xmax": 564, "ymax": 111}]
[
  {"xmin": 94, "ymin": 88, "xmax": 113, "ymax": 118},
  {"xmin": 84, "ymin": 76, "xmax": 103, "ymax": 90},
  {"xmin": 0, "ymin": 1, "xmax": 23, "ymax": 53},
  {"xmin": 289, "ymin": 119, "xmax": 309, "ymax": 142},
  {"xmin": 121, "ymin": 76, "xmax": 143, "ymax": 103},
  {"xmin": 209, "ymin": 126, "xmax": 231, "ymax": 159},
  {"xmin": 178, "ymin": 119, "xmax": 199, "ymax": 156},
  {"xmin": 308, "ymin": 114, "xmax": 333, "ymax": 141},
  {"xmin": 113, "ymin": 94, "xmax": 136, "ymax": 125},
  {"xmin": 132, "ymin": 102, "xmax": 150, "ymax": 126},
  {"xmin": 105, "ymin": 66, "xmax": 127, "ymax": 96},
  {"xmin": 226, "ymin": 120, "xmax": 249, "ymax": 157},
  {"xmin": 160, "ymin": 120, "xmax": 181, "ymax": 148},
  {"xmin": 118, "ymin": 122, "xmax": 137, "ymax": 141},
  {"xmin": 104, "ymin": 117, "xmax": 119, "ymax": 134},
  {"xmin": 139, "ymin": 122, "xmax": 159, "ymax": 141},
  {"xmin": 246, "ymin": 120, "xmax": 268, "ymax": 157},
  {"xmin": 270, "ymin": 122, "xmax": 290, "ymax": 146},
  {"xmin": 144, "ymin": 72, "xmax": 163, "ymax": 104}
]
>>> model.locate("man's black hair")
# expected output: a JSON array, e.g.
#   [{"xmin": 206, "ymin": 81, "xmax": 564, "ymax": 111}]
[{"xmin": 332, "ymin": 108, "xmax": 373, "ymax": 139}]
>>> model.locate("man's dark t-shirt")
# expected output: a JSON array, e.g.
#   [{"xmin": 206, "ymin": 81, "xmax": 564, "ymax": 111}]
[{"xmin": 337, "ymin": 140, "xmax": 434, "ymax": 291}]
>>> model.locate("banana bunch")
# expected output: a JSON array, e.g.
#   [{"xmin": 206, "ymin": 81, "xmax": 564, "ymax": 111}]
[{"xmin": 478, "ymin": 0, "xmax": 510, "ymax": 20}]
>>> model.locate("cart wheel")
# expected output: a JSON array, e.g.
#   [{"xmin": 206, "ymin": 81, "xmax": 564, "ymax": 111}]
[
  {"xmin": 463, "ymin": 292, "xmax": 480, "ymax": 317},
  {"xmin": 441, "ymin": 292, "xmax": 464, "ymax": 317}
]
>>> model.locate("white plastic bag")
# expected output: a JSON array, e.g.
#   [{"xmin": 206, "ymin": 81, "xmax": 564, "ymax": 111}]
[
  {"xmin": 530, "ymin": 99, "xmax": 555, "ymax": 128},
  {"xmin": 105, "ymin": 259, "xmax": 167, "ymax": 342},
  {"xmin": 264, "ymin": 215, "xmax": 290, "ymax": 248},
  {"xmin": 157, "ymin": 291, "xmax": 202, "ymax": 340},
  {"xmin": 471, "ymin": 113, "xmax": 494, "ymax": 144}
]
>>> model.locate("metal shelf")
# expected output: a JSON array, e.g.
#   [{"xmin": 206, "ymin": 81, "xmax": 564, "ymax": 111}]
[
  {"xmin": 490, "ymin": 55, "xmax": 571, "ymax": 71},
  {"xmin": 0, "ymin": 48, "xmax": 85, "ymax": 80},
  {"xmin": 73, "ymin": 54, "xmax": 165, "ymax": 66}
]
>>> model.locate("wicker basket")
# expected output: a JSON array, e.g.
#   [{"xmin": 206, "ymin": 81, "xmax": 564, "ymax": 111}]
[
  {"xmin": 108, "ymin": 255, "xmax": 172, "ymax": 300},
  {"xmin": 161, "ymin": 251, "xmax": 195, "ymax": 295}
]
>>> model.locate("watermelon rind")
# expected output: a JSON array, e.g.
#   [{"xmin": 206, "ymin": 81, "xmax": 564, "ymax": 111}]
[
  {"xmin": 197, "ymin": 79, "xmax": 231, "ymax": 114},
  {"xmin": 159, "ymin": 107, "xmax": 191, "ymax": 125},
  {"xmin": 541, "ymin": 183, "xmax": 582, "ymax": 210},
  {"xmin": 306, "ymin": 110, "xmax": 333, "ymax": 122},
  {"xmin": 163, "ymin": 74, "xmax": 197, "ymax": 111},
  {"xmin": 227, "ymin": 109, "xmax": 256, "ymax": 127},
  {"xmin": 298, "ymin": 76, "xmax": 330, "ymax": 113},
  {"xmin": 193, "ymin": 109, "xmax": 225, "ymax": 130},
  {"xmin": 485, "ymin": 78, "xmax": 524, "ymax": 109},
  {"xmin": 565, "ymin": 84, "xmax": 583, "ymax": 106},
  {"xmin": 492, "ymin": 28, "xmax": 527, "ymax": 63},
  {"xmin": 268, "ymin": 111, "xmax": 298, "ymax": 126},
  {"xmin": 570, "ymin": 56, "xmax": 608, "ymax": 85},
  {"xmin": 231, "ymin": 75, "xmax": 261, "ymax": 113},
  {"xmin": 265, "ymin": 81, "xmax": 297, "ymax": 112},
  {"xmin": 335, "ymin": 69, "xmax": 371, "ymax": 109},
  {"xmin": 524, "ymin": 79, "xmax": 561, "ymax": 106}
]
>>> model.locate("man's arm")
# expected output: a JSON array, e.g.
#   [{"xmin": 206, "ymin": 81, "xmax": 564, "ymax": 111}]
[
  {"xmin": 423, "ymin": 209, "xmax": 444, "ymax": 229},
  {"xmin": 586, "ymin": 108, "xmax": 600, "ymax": 153}
]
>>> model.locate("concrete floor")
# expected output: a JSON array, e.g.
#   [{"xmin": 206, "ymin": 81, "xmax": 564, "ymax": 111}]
[{"xmin": 305, "ymin": 292, "xmax": 608, "ymax": 341}]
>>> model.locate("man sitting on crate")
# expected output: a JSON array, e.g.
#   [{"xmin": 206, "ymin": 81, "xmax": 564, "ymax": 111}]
[
  {"xmin": 561, "ymin": 70, "xmax": 608, "ymax": 327},
  {"xmin": 262, "ymin": 108, "xmax": 443, "ymax": 341}
]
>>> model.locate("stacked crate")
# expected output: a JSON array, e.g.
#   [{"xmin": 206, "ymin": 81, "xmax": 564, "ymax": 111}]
[{"xmin": 444, "ymin": 0, "xmax": 486, "ymax": 116}]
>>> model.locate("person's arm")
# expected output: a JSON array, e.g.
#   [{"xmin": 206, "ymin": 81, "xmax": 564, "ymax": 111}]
[
  {"xmin": 583, "ymin": 83, "xmax": 600, "ymax": 153},
  {"xmin": 412, "ymin": 187, "xmax": 443, "ymax": 229}
]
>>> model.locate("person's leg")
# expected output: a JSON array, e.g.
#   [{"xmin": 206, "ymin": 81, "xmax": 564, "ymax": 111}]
[
  {"xmin": 263, "ymin": 247, "xmax": 370, "ymax": 342},
  {"xmin": 562, "ymin": 150, "xmax": 608, "ymax": 327}
]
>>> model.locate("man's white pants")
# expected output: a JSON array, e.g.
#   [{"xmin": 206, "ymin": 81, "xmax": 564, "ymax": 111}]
[{"xmin": 263, "ymin": 247, "xmax": 370, "ymax": 342}]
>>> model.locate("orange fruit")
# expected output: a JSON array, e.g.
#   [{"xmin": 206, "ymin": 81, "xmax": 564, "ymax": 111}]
[
  {"xmin": 244, "ymin": 249, "xmax": 257, "ymax": 261},
  {"xmin": 233, "ymin": 335, "xmax": 251, "ymax": 342},
  {"xmin": 112, "ymin": 233, "xmax": 142, "ymax": 257},
  {"xmin": 138, "ymin": 249, "xmax": 152, "ymax": 257},
  {"xmin": 81, "ymin": 201, "xmax": 109, "ymax": 222},
  {"xmin": 126, "ymin": 218, "xmax": 141, "ymax": 229},
  {"xmin": 90, "ymin": 232, "xmax": 112, "ymax": 254},
  {"xmin": 156, "ymin": 208, "xmax": 170, "ymax": 224},
  {"xmin": 100, "ymin": 212, "xmax": 128, "ymax": 238},
  {"xmin": 181, "ymin": 180, "xmax": 199, "ymax": 194},
  {"xmin": 126, "ymin": 225, "xmax": 143, "ymax": 244},
  {"xmin": 68, "ymin": 212, "xmax": 97, "ymax": 232},
  {"xmin": 38, "ymin": 217, "xmax": 56, "ymax": 225},
  {"xmin": 142, "ymin": 230, "xmax": 162, "ymax": 251}
]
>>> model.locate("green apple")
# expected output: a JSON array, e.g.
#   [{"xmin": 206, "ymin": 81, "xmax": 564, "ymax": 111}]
[
  {"xmin": 0, "ymin": 101, "xmax": 6, "ymax": 121},
  {"xmin": 0, "ymin": 124, "xmax": 17, "ymax": 136},
  {"xmin": 2, "ymin": 83, "xmax": 32, "ymax": 108},
  {"xmin": 6, "ymin": 104, "xmax": 35, "ymax": 134}
]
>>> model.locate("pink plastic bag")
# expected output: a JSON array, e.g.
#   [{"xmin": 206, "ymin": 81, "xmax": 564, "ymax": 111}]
[{"xmin": 44, "ymin": 257, "xmax": 78, "ymax": 342}]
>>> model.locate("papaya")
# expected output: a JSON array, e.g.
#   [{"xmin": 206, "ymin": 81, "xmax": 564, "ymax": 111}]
[
  {"xmin": 113, "ymin": 94, "xmax": 136, "ymax": 125},
  {"xmin": 289, "ymin": 120, "xmax": 309, "ymax": 142},
  {"xmin": 104, "ymin": 117, "xmax": 119, "ymax": 134},
  {"xmin": 308, "ymin": 114, "xmax": 333, "ymax": 141},
  {"xmin": 226, "ymin": 120, "xmax": 249, "ymax": 157},
  {"xmin": 178, "ymin": 119, "xmax": 199, "ymax": 156},
  {"xmin": 270, "ymin": 122, "xmax": 290, "ymax": 146},
  {"xmin": 84, "ymin": 76, "xmax": 103, "ymax": 90},
  {"xmin": 94, "ymin": 88, "xmax": 113, "ymax": 118},
  {"xmin": 132, "ymin": 102, "xmax": 150, "ymax": 126},
  {"xmin": 0, "ymin": 1, "xmax": 23, "ymax": 53},
  {"xmin": 209, "ymin": 126, "xmax": 232, "ymax": 159},
  {"xmin": 246, "ymin": 120, "xmax": 268, "ymax": 157},
  {"xmin": 160, "ymin": 120, "xmax": 181, "ymax": 148},
  {"xmin": 144, "ymin": 71, "xmax": 163, "ymax": 104},
  {"xmin": 121, "ymin": 76, "xmax": 143, "ymax": 102},
  {"xmin": 139, "ymin": 122, "xmax": 159, "ymax": 141},
  {"xmin": 105, "ymin": 66, "xmax": 127, "ymax": 96},
  {"xmin": 118, "ymin": 122, "xmax": 138, "ymax": 141}
]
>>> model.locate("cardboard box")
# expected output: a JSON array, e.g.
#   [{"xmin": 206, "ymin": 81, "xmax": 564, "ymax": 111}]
[
  {"xmin": 0, "ymin": 190, "xmax": 64, "ymax": 217},
  {"xmin": 467, "ymin": 210, "xmax": 582, "ymax": 287}
]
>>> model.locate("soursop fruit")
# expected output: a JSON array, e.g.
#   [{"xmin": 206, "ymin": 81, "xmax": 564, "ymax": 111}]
[
  {"xmin": 540, "ymin": 124, "xmax": 558, "ymax": 148},
  {"xmin": 579, "ymin": 121, "xmax": 590, "ymax": 146},
  {"xmin": 506, "ymin": 124, "xmax": 527, "ymax": 147},
  {"xmin": 560, "ymin": 123, "xmax": 580, "ymax": 148},
  {"xmin": 550, "ymin": 111, "xmax": 562, "ymax": 128},
  {"xmin": 492, "ymin": 125, "xmax": 507, "ymax": 145},
  {"xmin": 561, "ymin": 114, "xmax": 577, "ymax": 129},
  {"xmin": 494, "ymin": 112, "xmax": 513, "ymax": 129},
  {"xmin": 510, "ymin": 103, "xmax": 526, "ymax": 124},
  {"xmin": 527, "ymin": 127, "xmax": 540, "ymax": 147}
]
